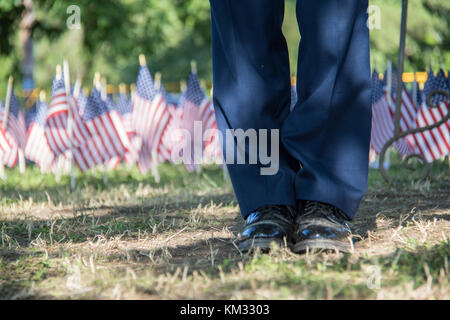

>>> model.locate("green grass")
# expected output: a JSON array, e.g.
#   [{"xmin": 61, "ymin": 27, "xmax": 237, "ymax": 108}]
[{"xmin": 0, "ymin": 157, "xmax": 449, "ymax": 299}]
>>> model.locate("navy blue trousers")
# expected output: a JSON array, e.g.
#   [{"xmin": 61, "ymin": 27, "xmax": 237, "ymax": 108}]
[{"xmin": 210, "ymin": 0, "xmax": 372, "ymax": 220}]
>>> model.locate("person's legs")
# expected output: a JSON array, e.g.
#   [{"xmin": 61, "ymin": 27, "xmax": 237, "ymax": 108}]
[
  {"xmin": 210, "ymin": 0, "xmax": 298, "ymax": 219},
  {"xmin": 282, "ymin": 0, "xmax": 372, "ymax": 220}
]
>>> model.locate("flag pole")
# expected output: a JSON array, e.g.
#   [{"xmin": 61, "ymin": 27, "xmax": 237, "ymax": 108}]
[
  {"xmin": 190, "ymin": 60, "xmax": 197, "ymax": 75},
  {"xmin": 53, "ymin": 65, "xmax": 65, "ymax": 182},
  {"xmin": 119, "ymin": 83, "xmax": 126, "ymax": 96},
  {"xmin": 0, "ymin": 76, "xmax": 14, "ymax": 180},
  {"xmin": 18, "ymin": 147, "xmax": 26, "ymax": 174},
  {"xmin": 91, "ymin": 72, "xmax": 101, "ymax": 176},
  {"xmin": 190, "ymin": 60, "xmax": 203, "ymax": 174},
  {"xmin": 130, "ymin": 83, "xmax": 136, "ymax": 101},
  {"xmin": 151, "ymin": 149, "xmax": 160, "ymax": 183},
  {"xmin": 180, "ymin": 80, "xmax": 187, "ymax": 94},
  {"xmin": 101, "ymin": 76, "xmax": 109, "ymax": 185},
  {"xmin": 393, "ymin": 0, "xmax": 408, "ymax": 138},
  {"xmin": 154, "ymin": 72, "xmax": 162, "ymax": 91},
  {"xmin": 39, "ymin": 90, "xmax": 49, "ymax": 174},
  {"xmin": 101, "ymin": 77, "xmax": 107, "ymax": 100},
  {"xmin": 63, "ymin": 60, "xmax": 75, "ymax": 191},
  {"xmin": 16, "ymin": 80, "xmax": 26, "ymax": 174},
  {"xmin": 73, "ymin": 75, "xmax": 82, "ymax": 99},
  {"xmin": 386, "ymin": 60, "xmax": 392, "ymax": 100},
  {"xmin": 411, "ymin": 70, "xmax": 418, "ymax": 107},
  {"xmin": 153, "ymin": 71, "xmax": 162, "ymax": 183},
  {"xmin": 385, "ymin": 60, "xmax": 393, "ymax": 169},
  {"xmin": 139, "ymin": 54, "xmax": 161, "ymax": 183},
  {"xmin": 2, "ymin": 76, "xmax": 13, "ymax": 126}
]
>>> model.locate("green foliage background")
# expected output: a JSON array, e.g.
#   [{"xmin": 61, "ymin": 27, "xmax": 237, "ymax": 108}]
[{"xmin": 0, "ymin": 0, "xmax": 448, "ymax": 98}]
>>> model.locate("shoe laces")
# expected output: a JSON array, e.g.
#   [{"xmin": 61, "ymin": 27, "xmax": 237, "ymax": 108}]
[
  {"xmin": 302, "ymin": 201, "xmax": 348, "ymax": 222},
  {"xmin": 248, "ymin": 205, "xmax": 295, "ymax": 225}
]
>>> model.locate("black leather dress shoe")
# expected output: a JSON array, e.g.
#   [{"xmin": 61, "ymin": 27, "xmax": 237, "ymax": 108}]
[
  {"xmin": 236, "ymin": 205, "xmax": 296, "ymax": 252},
  {"xmin": 293, "ymin": 200, "xmax": 353, "ymax": 253}
]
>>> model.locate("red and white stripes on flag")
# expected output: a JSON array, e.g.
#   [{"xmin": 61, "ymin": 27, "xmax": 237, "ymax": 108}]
[
  {"xmin": 386, "ymin": 88, "xmax": 418, "ymax": 133},
  {"xmin": 161, "ymin": 104, "xmax": 185, "ymax": 163},
  {"xmin": 72, "ymin": 138, "xmax": 102, "ymax": 172},
  {"xmin": 84, "ymin": 112, "xmax": 129, "ymax": 163},
  {"xmin": 24, "ymin": 103, "xmax": 55, "ymax": 170},
  {"xmin": 0, "ymin": 125, "xmax": 17, "ymax": 167},
  {"xmin": 25, "ymin": 124, "xmax": 55, "ymax": 169},
  {"xmin": 370, "ymin": 92, "xmax": 413, "ymax": 156},
  {"xmin": 121, "ymin": 112, "xmax": 141, "ymax": 165},
  {"xmin": 0, "ymin": 126, "xmax": 11, "ymax": 156},
  {"xmin": 200, "ymin": 100, "xmax": 222, "ymax": 163},
  {"xmin": 132, "ymin": 93, "xmax": 171, "ymax": 173},
  {"xmin": 106, "ymin": 157, "xmax": 121, "ymax": 171},
  {"xmin": 371, "ymin": 94, "xmax": 393, "ymax": 153},
  {"xmin": 12, "ymin": 112, "xmax": 27, "ymax": 150},
  {"xmin": 45, "ymin": 89, "xmax": 103, "ymax": 172},
  {"xmin": 124, "ymin": 135, "xmax": 142, "ymax": 165},
  {"xmin": 181, "ymin": 99, "xmax": 219, "ymax": 170},
  {"xmin": 413, "ymin": 101, "xmax": 449, "ymax": 162},
  {"xmin": 72, "ymin": 90, "xmax": 132, "ymax": 172},
  {"xmin": 0, "ymin": 112, "xmax": 25, "ymax": 168},
  {"xmin": 385, "ymin": 88, "xmax": 418, "ymax": 156},
  {"xmin": 45, "ymin": 85, "xmax": 91, "ymax": 157},
  {"xmin": 203, "ymin": 120, "xmax": 223, "ymax": 163}
]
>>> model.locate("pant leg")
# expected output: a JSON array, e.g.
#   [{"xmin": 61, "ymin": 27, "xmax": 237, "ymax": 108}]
[
  {"xmin": 210, "ymin": 0, "xmax": 298, "ymax": 219},
  {"xmin": 281, "ymin": 0, "xmax": 372, "ymax": 219}
]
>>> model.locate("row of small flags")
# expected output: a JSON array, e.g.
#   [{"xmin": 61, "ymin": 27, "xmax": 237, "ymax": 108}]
[
  {"xmin": 1, "ymin": 58, "xmax": 448, "ymax": 183},
  {"xmin": 147, "ymin": 64, "xmax": 448, "ymax": 170},
  {"xmin": 367, "ymin": 67, "xmax": 449, "ymax": 165},
  {"xmin": 0, "ymin": 56, "xmax": 222, "ymax": 183},
  {"xmin": 289, "ymin": 66, "xmax": 449, "ymax": 167}
]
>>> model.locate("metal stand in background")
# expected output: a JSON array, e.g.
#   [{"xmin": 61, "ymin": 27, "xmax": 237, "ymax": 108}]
[{"xmin": 378, "ymin": 0, "xmax": 450, "ymax": 184}]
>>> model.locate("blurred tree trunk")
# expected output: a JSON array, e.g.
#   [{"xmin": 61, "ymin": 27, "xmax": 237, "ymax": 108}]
[{"xmin": 20, "ymin": 0, "xmax": 35, "ymax": 96}]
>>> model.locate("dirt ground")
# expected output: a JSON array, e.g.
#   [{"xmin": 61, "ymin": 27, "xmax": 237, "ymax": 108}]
[{"xmin": 0, "ymin": 162, "xmax": 448, "ymax": 299}]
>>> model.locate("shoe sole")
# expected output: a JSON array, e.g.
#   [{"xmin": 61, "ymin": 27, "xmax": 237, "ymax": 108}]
[
  {"xmin": 293, "ymin": 239, "xmax": 352, "ymax": 254},
  {"xmin": 237, "ymin": 237, "xmax": 291, "ymax": 253}
]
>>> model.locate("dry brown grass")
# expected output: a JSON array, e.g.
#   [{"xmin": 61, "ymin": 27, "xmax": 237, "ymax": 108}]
[{"xmin": 0, "ymin": 162, "xmax": 449, "ymax": 299}]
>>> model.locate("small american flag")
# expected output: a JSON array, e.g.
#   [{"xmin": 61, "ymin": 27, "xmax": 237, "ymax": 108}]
[
  {"xmin": 0, "ymin": 89, "xmax": 26, "ymax": 167},
  {"xmin": 0, "ymin": 99, "xmax": 14, "ymax": 164},
  {"xmin": 387, "ymin": 87, "xmax": 418, "ymax": 133},
  {"xmin": 161, "ymin": 103, "xmax": 185, "ymax": 163},
  {"xmin": 24, "ymin": 99, "xmax": 56, "ymax": 169},
  {"xmin": 370, "ymin": 70, "xmax": 387, "ymax": 153},
  {"xmin": 385, "ymin": 67, "xmax": 400, "ymax": 96},
  {"xmin": 370, "ymin": 71, "xmax": 412, "ymax": 156},
  {"xmin": 74, "ymin": 88, "xmax": 131, "ymax": 171},
  {"xmin": 9, "ymin": 89, "xmax": 27, "ymax": 149},
  {"xmin": 180, "ymin": 72, "xmax": 219, "ymax": 170},
  {"xmin": 385, "ymin": 86, "xmax": 418, "ymax": 156},
  {"xmin": 413, "ymin": 69, "xmax": 449, "ymax": 162},
  {"xmin": 45, "ymin": 76, "xmax": 91, "ymax": 157},
  {"xmin": 160, "ymin": 81, "xmax": 186, "ymax": 164},
  {"xmin": 0, "ymin": 125, "xmax": 13, "ymax": 161},
  {"xmin": 132, "ymin": 65, "xmax": 171, "ymax": 173},
  {"xmin": 115, "ymin": 91, "xmax": 141, "ymax": 165}
]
